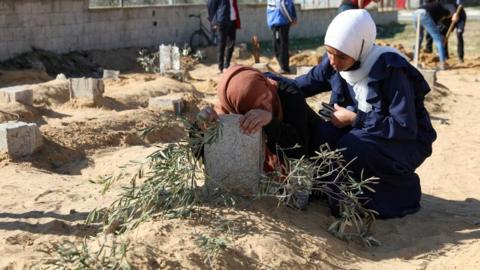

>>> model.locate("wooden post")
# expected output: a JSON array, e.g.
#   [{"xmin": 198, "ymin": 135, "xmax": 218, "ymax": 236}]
[{"xmin": 252, "ymin": 36, "xmax": 260, "ymax": 64}]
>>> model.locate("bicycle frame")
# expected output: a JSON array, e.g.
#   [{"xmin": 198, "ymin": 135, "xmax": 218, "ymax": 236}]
[{"xmin": 189, "ymin": 13, "xmax": 217, "ymax": 46}]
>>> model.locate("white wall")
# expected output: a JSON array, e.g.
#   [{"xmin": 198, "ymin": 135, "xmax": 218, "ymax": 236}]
[{"xmin": 0, "ymin": 0, "xmax": 397, "ymax": 60}]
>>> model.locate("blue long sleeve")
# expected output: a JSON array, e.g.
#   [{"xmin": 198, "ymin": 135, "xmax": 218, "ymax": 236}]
[
  {"xmin": 355, "ymin": 68, "xmax": 418, "ymax": 140},
  {"xmin": 294, "ymin": 56, "xmax": 332, "ymax": 97}
]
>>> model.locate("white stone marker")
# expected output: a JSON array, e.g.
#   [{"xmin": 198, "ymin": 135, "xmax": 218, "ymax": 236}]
[
  {"xmin": 0, "ymin": 121, "xmax": 43, "ymax": 157},
  {"xmin": 148, "ymin": 94, "xmax": 184, "ymax": 115},
  {"xmin": 204, "ymin": 114, "xmax": 264, "ymax": 195},
  {"xmin": 0, "ymin": 86, "xmax": 33, "ymax": 105},
  {"xmin": 103, "ymin": 69, "xmax": 120, "ymax": 80},
  {"xmin": 172, "ymin": 46, "xmax": 181, "ymax": 71},
  {"xmin": 418, "ymin": 69, "xmax": 437, "ymax": 88},
  {"xmin": 159, "ymin": 44, "xmax": 184, "ymax": 80},
  {"xmin": 296, "ymin": 66, "xmax": 313, "ymax": 76},
  {"xmin": 69, "ymin": 78, "xmax": 104, "ymax": 101},
  {"xmin": 159, "ymin": 44, "xmax": 173, "ymax": 74}
]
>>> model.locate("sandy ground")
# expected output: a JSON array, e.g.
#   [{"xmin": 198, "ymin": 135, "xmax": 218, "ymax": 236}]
[{"xmin": 0, "ymin": 25, "xmax": 479, "ymax": 269}]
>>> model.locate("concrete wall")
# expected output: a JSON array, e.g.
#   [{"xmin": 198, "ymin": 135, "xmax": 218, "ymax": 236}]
[{"xmin": 0, "ymin": 0, "xmax": 397, "ymax": 61}]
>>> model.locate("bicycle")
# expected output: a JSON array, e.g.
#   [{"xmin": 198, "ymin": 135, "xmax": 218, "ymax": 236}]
[{"xmin": 189, "ymin": 13, "xmax": 218, "ymax": 54}]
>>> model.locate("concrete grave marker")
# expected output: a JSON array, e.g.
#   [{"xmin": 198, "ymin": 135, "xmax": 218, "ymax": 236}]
[
  {"xmin": 148, "ymin": 94, "xmax": 184, "ymax": 115},
  {"xmin": 418, "ymin": 69, "xmax": 437, "ymax": 88},
  {"xmin": 159, "ymin": 44, "xmax": 173, "ymax": 73},
  {"xmin": 103, "ymin": 69, "xmax": 120, "ymax": 80},
  {"xmin": 204, "ymin": 114, "xmax": 264, "ymax": 195},
  {"xmin": 0, "ymin": 85, "xmax": 33, "ymax": 105},
  {"xmin": 0, "ymin": 121, "xmax": 43, "ymax": 157},
  {"xmin": 69, "ymin": 78, "xmax": 104, "ymax": 101},
  {"xmin": 159, "ymin": 44, "xmax": 184, "ymax": 80}
]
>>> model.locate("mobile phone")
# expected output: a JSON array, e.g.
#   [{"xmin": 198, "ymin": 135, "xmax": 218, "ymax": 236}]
[{"xmin": 321, "ymin": 102, "xmax": 335, "ymax": 112}]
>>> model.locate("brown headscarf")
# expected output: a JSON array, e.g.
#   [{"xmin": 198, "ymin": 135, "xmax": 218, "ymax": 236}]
[{"xmin": 214, "ymin": 64, "xmax": 283, "ymax": 172}]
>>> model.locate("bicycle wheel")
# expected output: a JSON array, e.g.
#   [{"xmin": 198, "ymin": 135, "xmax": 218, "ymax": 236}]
[{"xmin": 189, "ymin": 30, "xmax": 210, "ymax": 54}]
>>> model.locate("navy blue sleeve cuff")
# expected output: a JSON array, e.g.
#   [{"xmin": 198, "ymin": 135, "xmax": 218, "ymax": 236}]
[{"xmin": 352, "ymin": 111, "xmax": 366, "ymax": 128}]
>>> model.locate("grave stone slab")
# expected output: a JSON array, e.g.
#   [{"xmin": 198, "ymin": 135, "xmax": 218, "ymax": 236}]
[
  {"xmin": 0, "ymin": 86, "xmax": 33, "ymax": 105},
  {"xmin": 148, "ymin": 94, "xmax": 184, "ymax": 115},
  {"xmin": 418, "ymin": 69, "xmax": 437, "ymax": 87},
  {"xmin": 69, "ymin": 78, "xmax": 104, "ymax": 101},
  {"xmin": 204, "ymin": 114, "xmax": 263, "ymax": 195},
  {"xmin": 0, "ymin": 121, "xmax": 43, "ymax": 157},
  {"xmin": 103, "ymin": 70, "xmax": 120, "ymax": 80}
]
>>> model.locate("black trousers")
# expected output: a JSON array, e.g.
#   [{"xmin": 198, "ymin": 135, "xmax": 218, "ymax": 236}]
[
  {"xmin": 217, "ymin": 20, "xmax": 236, "ymax": 71},
  {"xmin": 271, "ymin": 24, "xmax": 291, "ymax": 72}
]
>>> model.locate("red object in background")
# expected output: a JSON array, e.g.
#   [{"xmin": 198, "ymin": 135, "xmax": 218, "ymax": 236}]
[{"xmin": 397, "ymin": 0, "xmax": 406, "ymax": 9}]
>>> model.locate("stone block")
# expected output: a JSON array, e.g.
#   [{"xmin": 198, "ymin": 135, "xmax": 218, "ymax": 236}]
[
  {"xmin": 69, "ymin": 78, "xmax": 104, "ymax": 101},
  {"xmin": 0, "ymin": 121, "xmax": 43, "ymax": 157},
  {"xmin": 204, "ymin": 114, "xmax": 263, "ymax": 195},
  {"xmin": 418, "ymin": 69, "xmax": 437, "ymax": 87},
  {"xmin": 103, "ymin": 69, "xmax": 120, "ymax": 80},
  {"xmin": 251, "ymin": 62, "xmax": 269, "ymax": 73},
  {"xmin": 0, "ymin": 85, "xmax": 33, "ymax": 105},
  {"xmin": 148, "ymin": 94, "xmax": 184, "ymax": 115},
  {"xmin": 296, "ymin": 66, "xmax": 313, "ymax": 76}
]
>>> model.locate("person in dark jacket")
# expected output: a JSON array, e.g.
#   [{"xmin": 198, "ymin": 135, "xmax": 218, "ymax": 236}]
[
  {"xmin": 267, "ymin": 0, "xmax": 297, "ymax": 74},
  {"xmin": 294, "ymin": 10, "xmax": 437, "ymax": 218},
  {"xmin": 207, "ymin": 0, "xmax": 241, "ymax": 73}
]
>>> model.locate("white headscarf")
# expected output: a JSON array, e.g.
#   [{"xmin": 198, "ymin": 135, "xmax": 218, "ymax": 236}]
[{"xmin": 324, "ymin": 10, "xmax": 407, "ymax": 113}]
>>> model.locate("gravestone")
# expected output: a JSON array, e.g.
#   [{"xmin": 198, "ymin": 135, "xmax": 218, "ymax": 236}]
[
  {"xmin": 159, "ymin": 44, "xmax": 184, "ymax": 80},
  {"xmin": 204, "ymin": 114, "xmax": 263, "ymax": 195},
  {"xmin": 148, "ymin": 94, "xmax": 184, "ymax": 115},
  {"xmin": 418, "ymin": 69, "xmax": 437, "ymax": 88},
  {"xmin": 0, "ymin": 121, "xmax": 43, "ymax": 157},
  {"xmin": 103, "ymin": 70, "xmax": 120, "ymax": 80},
  {"xmin": 0, "ymin": 86, "xmax": 33, "ymax": 105},
  {"xmin": 69, "ymin": 78, "xmax": 104, "ymax": 101},
  {"xmin": 159, "ymin": 44, "xmax": 173, "ymax": 74}
]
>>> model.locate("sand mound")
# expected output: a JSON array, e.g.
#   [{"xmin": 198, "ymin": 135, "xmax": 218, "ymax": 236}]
[
  {"xmin": 0, "ymin": 103, "xmax": 39, "ymax": 122},
  {"xmin": 104, "ymin": 74, "xmax": 200, "ymax": 108}
]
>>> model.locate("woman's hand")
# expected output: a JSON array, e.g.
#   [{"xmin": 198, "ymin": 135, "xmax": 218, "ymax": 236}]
[
  {"xmin": 239, "ymin": 109, "xmax": 272, "ymax": 134},
  {"xmin": 331, "ymin": 104, "xmax": 357, "ymax": 128}
]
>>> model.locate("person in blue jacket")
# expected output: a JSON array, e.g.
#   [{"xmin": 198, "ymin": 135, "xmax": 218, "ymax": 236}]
[
  {"xmin": 267, "ymin": 0, "xmax": 297, "ymax": 74},
  {"xmin": 294, "ymin": 10, "xmax": 437, "ymax": 218}
]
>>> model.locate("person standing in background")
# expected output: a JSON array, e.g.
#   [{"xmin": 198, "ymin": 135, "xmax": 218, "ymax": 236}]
[
  {"xmin": 208, "ymin": 0, "xmax": 241, "ymax": 73},
  {"xmin": 425, "ymin": 0, "xmax": 466, "ymax": 63},
  {"xmin": 267, "ymin": 0, "xmax": 297, "ymax": 74}
]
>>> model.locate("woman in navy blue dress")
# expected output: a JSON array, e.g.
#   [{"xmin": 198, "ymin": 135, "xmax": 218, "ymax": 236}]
[{"xmin": 294, "ymin": 10, "xmax": 437, "ymax": 218}]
